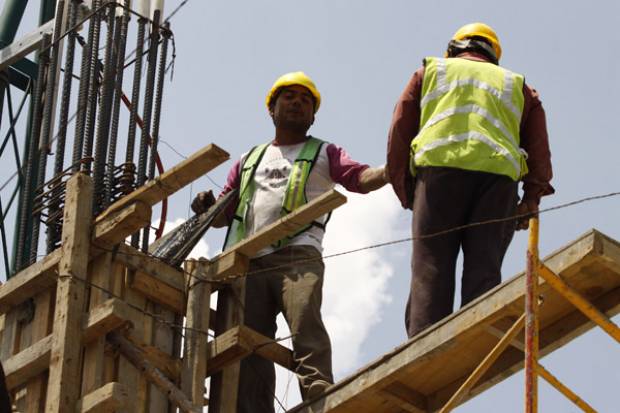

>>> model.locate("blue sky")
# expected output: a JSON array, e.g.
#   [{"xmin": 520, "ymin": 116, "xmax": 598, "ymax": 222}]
[{"xmin": 5, "ymin": 0, "xmax": 620, "ymax": 411}]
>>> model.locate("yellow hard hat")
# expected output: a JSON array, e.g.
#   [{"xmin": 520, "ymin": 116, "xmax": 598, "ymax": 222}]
[
  {"xmin": 451, "ymin": 22, "xmax": 502, "ymax": 61},
  {"xmin": 266, "ymin": 71, "xmax": 321, "ymax": 113}
]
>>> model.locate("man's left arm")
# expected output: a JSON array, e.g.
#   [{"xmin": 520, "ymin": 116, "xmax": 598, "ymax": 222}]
[
  {"xmin": 326, "ymin": 144, "xmax": 387, "ymax": 193},
  {"xmin": 517, "ymin": 84, "xmax": 555, "ymax": 230}
]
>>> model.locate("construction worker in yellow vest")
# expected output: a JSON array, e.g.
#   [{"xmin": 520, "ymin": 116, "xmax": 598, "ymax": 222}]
[
  {"xmin": 386, "ymin": 23, "xmax": 554, "ymax": 337},
  {"xmin": 192, "ymin": 72, "xmax": 387, "ymax": 412}
]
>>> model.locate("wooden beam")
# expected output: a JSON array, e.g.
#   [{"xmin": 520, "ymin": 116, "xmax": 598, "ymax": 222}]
[
  {"xmin": 82, "ymin": 298, "xmax": 134, "ymax": 343},
  {"xmin": 181, "ymin": 261, "xmax": 211, "ymax": 407},
  {"xmin": 92, "ymin": 201, "xmax": 152, "ymax": 249},
  {"xmin": 131, "ymin": 271, "xmax": 186, "ymax": 315},
  {"xmin": 76, "ymin": 382, "xmax": 129, "ymax": 413},
  {"xmin": 206, "ymin": 325, "xmax": 295, "ymax": 376},
  {"xmin": 108, "ymin": 332, "xmax": 200, "ymax": 413},
  {"xmin": 0, "ymin": 249, "xmax": 61, "ymax": 313},
  {"xmin": 241, "ymin": 325, "xmax": 295, "ymax": 371},
  {"xmin": 45, "ymin": 173, "xmax": 93, "ymax": 412},
  {"xmin": 380, "ymin": 382, "xmax": 427, "ymax": 413},
  {"xmin": 122, "ymin": 335, "xmax": 182, "ymax": 382},
  {"xmin": 203, "ymin": 252, "xmax": 249, "ymax": 282},
  {"xmin": 96, "ymin": 144, "xmax": 229, "ymax": 223},
  {"xmin": 219, "ymin": 189, "xmax": 346, "ymax": 260},
  {"xmin": 114, "ymin": 243, "xmax": 185, "ymax": 292},
  {"xmin": 3, "ymin": 334, "xmax": 52, "ymax": 390}
]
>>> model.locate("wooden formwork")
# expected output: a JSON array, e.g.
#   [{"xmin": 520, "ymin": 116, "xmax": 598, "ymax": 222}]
[{"xmin": 0, "ymin": 143, "xmax": 348, "ymax": 412}]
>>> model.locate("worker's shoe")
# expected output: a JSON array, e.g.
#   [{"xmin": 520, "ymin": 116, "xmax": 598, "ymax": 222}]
[{"xmin": 306, "ymin": 379, "xmax": 331, "ymax": 400}]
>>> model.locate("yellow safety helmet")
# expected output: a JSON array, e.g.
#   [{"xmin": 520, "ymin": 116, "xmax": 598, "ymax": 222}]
[
  {"xmin": 266, "ymin": 71, "xmax": 321, "ymax": 113},
  {"xmin": 450, "ymin": 22, "xmax": 502, "ymax": 61}
]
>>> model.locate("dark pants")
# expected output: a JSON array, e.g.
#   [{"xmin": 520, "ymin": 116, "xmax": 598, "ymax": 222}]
[
  {"xmin": 406, "ymin": 167, "xmax": 518, "ymax": 338},
  {"xmin": 237, "ymin": 245, "xmax": 333, "ymax": 413}
]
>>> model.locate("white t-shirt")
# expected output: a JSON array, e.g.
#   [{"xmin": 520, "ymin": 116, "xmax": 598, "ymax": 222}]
[{"xmin": 244, "ymin": 142, "xmax": 334, "ymax": 257}]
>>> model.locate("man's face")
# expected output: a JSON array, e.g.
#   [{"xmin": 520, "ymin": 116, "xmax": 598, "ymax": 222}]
[{"xmin": 270, "ymin": 85, "xmax": 315, "ymax": 133}]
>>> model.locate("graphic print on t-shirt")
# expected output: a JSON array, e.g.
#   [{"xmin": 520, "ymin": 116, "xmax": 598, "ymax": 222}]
[{"xmin": 264, "ymin": 165, "xmax": 290, "ymax": 189}]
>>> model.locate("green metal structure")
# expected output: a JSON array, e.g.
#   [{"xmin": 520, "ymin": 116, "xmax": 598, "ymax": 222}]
[{"xmin": 0, "ymin": 0, "xmax": 57, "ymax": 277}]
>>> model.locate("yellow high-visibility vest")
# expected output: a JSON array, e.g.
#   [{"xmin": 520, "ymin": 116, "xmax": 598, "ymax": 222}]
[
  {"xmin": 223, "ymin": 137, "xmax": 325, "ymax": 250},
  {"xmin": 411, "ymin": 57, "xmax": 527, "ymax": 181}
]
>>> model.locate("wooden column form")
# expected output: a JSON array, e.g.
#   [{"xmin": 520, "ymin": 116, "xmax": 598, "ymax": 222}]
[
  {"xmin": 181, "ymin": 260, "xmax": 212, "ymax": 408},
  {"xmin": 45, "ymin": 173, "xmax": 93, "ymax": 412}
]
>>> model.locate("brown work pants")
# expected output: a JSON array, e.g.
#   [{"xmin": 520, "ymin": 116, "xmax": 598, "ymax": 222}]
[
  {"xmin": 237, "ymin": 245, "xmax": 333, "ymax": 413},
  {"xmin": 406, "ymin": 167, "xmax": 518, "ymax": 338}
]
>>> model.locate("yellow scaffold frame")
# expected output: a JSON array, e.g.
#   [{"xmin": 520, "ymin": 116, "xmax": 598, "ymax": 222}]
[{"xmin": 440, "ymin": 217, "xmax": 620, "ymax": 413}]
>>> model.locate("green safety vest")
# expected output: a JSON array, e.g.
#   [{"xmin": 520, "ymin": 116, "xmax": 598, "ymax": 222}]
[
  {"xmin": 223, "ymin": 137, "xmax": 326, "ymax": 250},
  {"xmin": 411, "ymin": 57, "xmax": 527, "ymax": 181}
]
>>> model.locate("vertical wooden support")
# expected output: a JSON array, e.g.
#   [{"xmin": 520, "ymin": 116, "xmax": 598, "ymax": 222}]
[
  {"xmin": 81, "ymin": 253, "xmax": 114, "ymax": 395},
  {"xmin": 525, "ymin": 217, "xmax": 540, "ymax": 413},
  {"xmin": 25, "ymin": 290, "xmax": 54, "ymax": 411},
  {"xmin": 209, "ymin": 274, "xmax": 247, "ymax": 413},
  {"xmin": 45, "ymin": 173, "xmax": 93, "ymax": 412},
  {"xmin": 181, "ymin": 260, "xmax": 212, "ymax": 407}
]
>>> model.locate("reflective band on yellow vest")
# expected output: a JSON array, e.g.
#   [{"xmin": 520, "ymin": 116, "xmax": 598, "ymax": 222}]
[
  {"xmin": 223, "ymin": 137, "xmax": 325, "ymax": 250},
  {"xmin": 412, "ymin": 57, "xmax": 527, "ymax": 181}
]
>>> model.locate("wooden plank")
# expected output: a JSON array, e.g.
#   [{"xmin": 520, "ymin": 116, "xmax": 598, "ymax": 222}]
[
  {"xmin": 76, "ymin": 382, "xmax": 129, "ymax": 413},
  {"xmin": 219, "ymin": 189, "xmax": 346, "ymax": 259},
  {"xmin": 208, "ymin": 277, "xmax": 245, "ymax": 412},
  {"xmin": 92, "ymin": 201, "xmax": 152, "ymax": 249},
  {"xmin": 181, "ymin": 261, "xmax": 211, "ymax": 407},
  {"xmin": 45, "ymin": 173, "xmax": 93, "ymax": 412},
  {"xmin": 240, "ymin": 325, "xmax": 295, "ymax": 371},
  {"xmin": 3, "ymin": 334, "xmax": 52, "ymax": 389},
  {"xmin": 82, "ymin": 298, "xmax": 134, "ymax": 343},
  {"xmin": 96, "ymin": 144, "xmax": 229, "ymax": 222},
  {"xmin": 131, "ymin": 270, "xmax": 185, "ymax": 314},
  {"xmin": 25, "ymin": 289, "xmax": 54, "ymax": 411},
  {"xmin": 0, "ymin": 249, "xmax": 61, "ymax": 314},
  {"xmin": 289, "ymin": 230, "xmax": 620, "ymax": 413},
  {"xmin": 81, "ymin": 253, "xmax": 113, "ymax": 396},
  {"xmin": 0, "ymin": 197, "xmax": 150, "ymax": 315},
  {"xmin": 124, "ymin": 335, "xmax": 182, "ymax": 381},
  {"xmin": 206, "ymin": 325, "xmax": 294, "ymax": 376},
  {"xmin": 380, "ymin": 382, "xmax": 427, "ymax": 413},
  {"xmin": 108, "ymin": 332, "xmax": 200, "ymax": 413},
  {"xmin": 205, "ymin": 252, "xmax": 249, "ymax": 282}
]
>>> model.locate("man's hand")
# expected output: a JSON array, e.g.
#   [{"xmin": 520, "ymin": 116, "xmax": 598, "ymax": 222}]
[
  {"xmin": 516, "ymin": 199, "xmax": 538, "ymax": 231},
  {"xmin": 191, "ymin": 190, "xmax": 216, "ymax": 214},
  {"xmin": 359, "ymin": 165, "xmax": 389, "ymax": 193}
]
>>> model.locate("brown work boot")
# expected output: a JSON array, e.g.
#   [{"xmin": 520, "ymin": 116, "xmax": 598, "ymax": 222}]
[{"xmin": 306, "ymin": 379, "xmax": 331, "ymax": 400}]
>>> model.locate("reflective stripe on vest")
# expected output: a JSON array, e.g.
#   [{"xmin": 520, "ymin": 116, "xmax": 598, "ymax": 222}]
[
  {"xmin": 223, "ymin": 137, "xmax": 325, "ymax": 250},
  {"xmin": 413, "ymin": 57, "xmax": 527, "ymax": 181}
]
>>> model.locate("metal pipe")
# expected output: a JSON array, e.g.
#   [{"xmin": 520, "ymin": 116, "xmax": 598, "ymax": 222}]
[
  {"xmin": 0, "ymin": 0, "xmax": 30, "ymax": 49},
  {"xmin": 104, "ymin": 0, "xmax": 131, "ymax": 209},
  {"xmin": 147, "ymin": 22, "xmax": 169, "ymax": 184},
  {"xmin": 524, "ymin": 217, "xmax": 540, "ymax": 413},
  {"xmin": 47, "ymin": 0, "xmax": 79, "ymax": 251},
  {"xmin": 138, "ymin": 7, "xmax": 161, "ymax": 251},
  {"xmin": 537, "ymin": 364, "xmax": 596, "ymax": 413},
  {"xmin": 92, "ymin": 3, "xmax": 117, "ymax": 214},
  {"xmin": 538, "ymin": 263, "xmax": 620, "ymax": 343},
  {"xmin": 126, "ymin": 13, "xmax": 147, "ymax": 249},
  {"xmin": 439, "ymin": 313, "xmax": 525, "ymax": 413},
  {"xmin": 15, "ymin": 35, "xmax": 50, "ymax": 268},
  {"xmin": 72, "ymin": 6, "xmax": 98, "ymax": 170},
  {"xmin": 81, "ymin": 0, "xmax": 103, "ymax": 173}
]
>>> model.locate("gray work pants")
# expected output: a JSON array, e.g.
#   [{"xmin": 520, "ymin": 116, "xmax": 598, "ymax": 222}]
[{"xmin": 237, "ymin": 245, "xmax": 333, "ymax": 413}]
